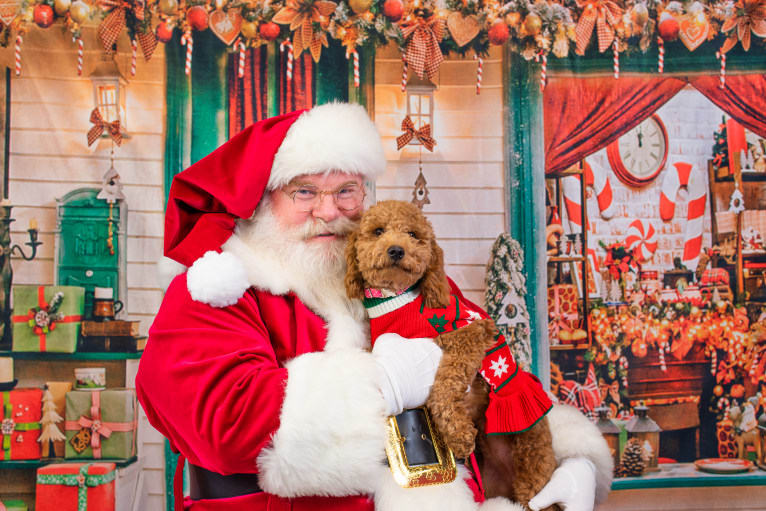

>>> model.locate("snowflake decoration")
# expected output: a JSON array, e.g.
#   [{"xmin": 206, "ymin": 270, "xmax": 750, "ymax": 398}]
[{"xmin": 489, "ymin": 355, "xmax": 509, "ymax": 378}]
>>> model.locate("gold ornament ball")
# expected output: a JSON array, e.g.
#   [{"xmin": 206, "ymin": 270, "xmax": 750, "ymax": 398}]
[
  {"xmin": 505, "ymin": 11, "xmax": 521, "ymax": 27},
  {"xmin": 349, "ymin": 0, "xmax": 373, "ymax": 14},
  {"xmin": 54, "ymin": 0, "xmax": 71, "ymax": 16},
  {"xmin": 241, "ymin": 20, "xmax": 259, "ymax": 39},
  {"xmin": 69, "ymin": 0, "xmax": 90, "ymax": 23},
  {"xmin": 524, "ymin": 13, "xmax": 542, "ymax": 36},
  {"xmin": 631, "ymin": 2, "xmax": 649, "ymax": 28},
  {"xmin": 159, "ymin": 0, "xmax": 179, "ymax": 16}
]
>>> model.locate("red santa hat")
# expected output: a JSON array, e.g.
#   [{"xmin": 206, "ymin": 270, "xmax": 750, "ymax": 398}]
[{"xmin": 163, "ymin": 102, "xmax": 386, "ymax": 306}]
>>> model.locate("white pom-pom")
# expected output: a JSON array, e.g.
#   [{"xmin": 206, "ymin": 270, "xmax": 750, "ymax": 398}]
[{"xmin": 186, "ymin": 250, "xmax": 250, "ymax": 307}]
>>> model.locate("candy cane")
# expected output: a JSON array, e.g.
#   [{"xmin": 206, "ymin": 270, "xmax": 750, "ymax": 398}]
[
  {"xmin": 14, "ymin": 33, "xmax": 22, "ymax": 76},
  {"xmin": 659, "ymin": 161, "xmax": 707, "ymax": 271},
  {"xmin": 711, "ymin": 349, "xmax": 717, "ymax": 375},
  {"xmin": 613, "ymin": 40, "xmax": 619, "ymax": 80},
  {"xmin": 237, "ymin": 39, "xmax": 246, "ymax": 78},
  {"xmin": 562, "ymin": 160, "xmax": 616, "ymax": 232},
  {"xmin": 539, "ymin": 52, "xmax": 547, "ymax": 91},
  {"xmin": 280, "ymin": 40, "xmax": 293, "ymax": 81},
  {"xmin": 474, "ymin": 53, "xmax": 482, "ymax": 95},
  {"xmin": 657, "ymin": 37, "xmax": 664, "ymax": 74},
  {"xmin": 76, "ymin": 36, "xmax": 84, "ymax": 76},
  {"xmin": 401, "ymin": 54, "xmax": 408, "ymax": 92},
  {"xmin": 625, "ymin": 219, "xmax": 658, "ymax": 263},
  {"xmin": 181, "ymin": 30, "xmax": 193, "ymax": 76},
  {"xmin": 658, "ymin": 343, "xmax": 667, "ymax": 371},
  {"xmin": 346, "ymin": 49, "xmax": 359, "ymax": 88},
  {"xmin": 130, "ymin": 39, "xmax": 137, "ymax": 77},
  {"xmin": 716, "ymin": 49, "xmax": 726, "ymax": 89}
]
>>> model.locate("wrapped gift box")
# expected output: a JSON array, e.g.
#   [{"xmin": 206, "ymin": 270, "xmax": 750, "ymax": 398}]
[
  {"xmin": 1, "ymin": 388, "xmax": 42, "ymax": 460},
  {"xmin": 11, "ymin": 286, "xmax": 85, "ymax": 353},
  {"xmin": 0, "ymin": 500, "xmax": 28, "ymax": 511},
  {"xmin": 547, "ymin": 284, "xmax": 580, "ymax": 344},
  {"xmin": 42, "ymin": 381, "xmax": 73, "ymax": 458},
  {"xmin": 64, "ymin": 389, "xmax": 137, "ymax": 460},
  {"xmin": 36, "ymin": 462, "xmax": 116, "ymax": 511},
  {"xmin": 700, "ymin": 268, "xmax": 731, "ymax": 287}
]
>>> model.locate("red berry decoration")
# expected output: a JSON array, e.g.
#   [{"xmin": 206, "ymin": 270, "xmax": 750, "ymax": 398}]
[
  {"xmin": 187, "ymin": 5, "xmax": 209, "ymax": 31},
  {"xmin": 156, "ymin": 21, "xmax": 174, "ymax": 43},
  {"xmin": 259, "ymin": 21, "xmax": 280, "ymax": 41},
  {"xmin": 488, "ymin": 21, "xmax": 510, "ymax": 45},
  {"xmin": 657, "ymin": 12, "xmax": 679, "ymax": 41},
  {"xmin": 33, "ymin": 4, "xmax": 55, "ymax": 28},
  {"xmin": 382, "ymin": 0, "xmax": 403, "ymax": 22}
]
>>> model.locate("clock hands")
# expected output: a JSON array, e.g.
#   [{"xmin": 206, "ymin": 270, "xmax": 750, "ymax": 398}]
[{"xmin": 637, "ymin": 124, "xmax": 644, "ymax": 148}]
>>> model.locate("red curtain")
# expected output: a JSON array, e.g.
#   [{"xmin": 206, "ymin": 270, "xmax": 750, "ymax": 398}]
[
  {"xmin": 690, "ymin": 74, "xmax": 766, "ymax": 139},
  {"xmin": 544, "ymin": 75, "xmax": 686, "ymax": 174},
  {"xmin": 278, "ymin": 51, "xmax": 314, "ymax": 114}
]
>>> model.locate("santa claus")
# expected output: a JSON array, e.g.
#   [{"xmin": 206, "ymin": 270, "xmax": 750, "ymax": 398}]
[{"xmin": 136, "ymin": 103, "xmax": 612, "ymax": 511}]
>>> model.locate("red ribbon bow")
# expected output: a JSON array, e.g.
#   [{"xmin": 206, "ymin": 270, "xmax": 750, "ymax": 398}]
[
  {"xmin": 88, "ymin": 108, "xmax": 122, "ymax": 147},
  {"xmin": 63, "ymin": 391, "xmax": 138, "ymax": 459},
  {"xmin": 401, "ymin": 15, "xmax": 444, "ymax": 80},
  {"xmin": 396, "ymin": 116, "xmax": 436, "ymax": 151},
  {"xmin": 97, "ymin": 0, "xmax": 157, "ymax": 60},
  {"xmin": 575, "ymin": 0, "xmax": 623, "ymax": 55}
]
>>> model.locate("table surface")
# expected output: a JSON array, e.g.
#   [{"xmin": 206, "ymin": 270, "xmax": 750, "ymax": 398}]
[{"xmin": 612, "ymin": 462, "xmax": 766, "ymax": 490}]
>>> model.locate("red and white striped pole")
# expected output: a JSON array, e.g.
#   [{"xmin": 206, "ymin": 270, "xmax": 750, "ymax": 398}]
[
  {"xmin": 401, "ymin": 54, "xmax": 408, "ymax": 92},
  {"xmin": 14, "ymin": 33, "xmax": 23, "ymax": 76},
  {"xmin": 76, "ymin": 36, "xmax": 84, "ymax": 76},
  {"xmin": 237, "ymin": 39, "xmax": 246, "ymax": 78},
  {"xmin": 716, "ymin": 49, "xmax": 726, "ymax": 89},
  {"xmin": 613, "ymin": 40, "xmax": 619, "ymax": 80},
  {"xmin": 280, "ymin": 40, "xmax": 293, "ymax": 81},
  {"xmin": 130, "ymin": 39, "xmax": 137, "ymax": 77},
  {"xmin": 181, "ymin": 30, "xmax": 193, "ymax": 76},
  {"xmin": 346, "ymin": 49, "xmax": 359, "ymax": 87},
  {"xmin": 474, "ymin": 53, "xmax": 482, "ymax": 95},
  {"xmin": 657, "ymin": 37, "xmax": 664, "ymax": 73}
]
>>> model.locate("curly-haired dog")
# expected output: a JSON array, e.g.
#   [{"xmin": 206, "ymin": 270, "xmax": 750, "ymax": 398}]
[{"xmin": 345, "ymin": 200, "xmax": 560, "ymax": 511}]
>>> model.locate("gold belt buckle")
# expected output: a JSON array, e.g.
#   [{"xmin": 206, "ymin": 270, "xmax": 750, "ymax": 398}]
[{"xmin": 384, "ymin": 406, "xmax": 457, "ymax": 488}]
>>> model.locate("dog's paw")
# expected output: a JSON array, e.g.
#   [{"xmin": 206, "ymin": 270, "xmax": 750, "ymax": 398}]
[{"xmin": 445, "ymin": 423, "xmax": 477, "ymax": 459}]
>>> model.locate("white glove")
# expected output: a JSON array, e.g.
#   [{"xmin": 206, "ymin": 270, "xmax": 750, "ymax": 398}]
[
  {"xmin": 372, "ymin": 333, "xmax": 443, "ymax": 416},
  {"xmin": 528, "ymin": 457, "xmax": 597, "ymax": 511}
]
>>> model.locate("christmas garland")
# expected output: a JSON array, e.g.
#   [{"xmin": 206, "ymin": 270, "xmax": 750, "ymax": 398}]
[{"xmin": 2, "ymin": 0, "xmax": 765, "ymax": 78}]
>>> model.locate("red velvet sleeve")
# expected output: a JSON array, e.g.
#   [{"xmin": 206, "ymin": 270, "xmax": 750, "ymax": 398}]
[{"xmin": 136, "ymin": 273, "xmax": 287, "ymax": 475}]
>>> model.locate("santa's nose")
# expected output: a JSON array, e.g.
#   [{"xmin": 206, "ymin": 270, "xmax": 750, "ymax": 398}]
[{"xmin": 387, "ymin": 245, "xmax": 405, "ymax": 262}]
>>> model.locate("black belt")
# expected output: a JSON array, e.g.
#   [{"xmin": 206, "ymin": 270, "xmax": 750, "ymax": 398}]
[{"xmin": 188, "ymin": 463, "xmax": 263, "ymax": 500}]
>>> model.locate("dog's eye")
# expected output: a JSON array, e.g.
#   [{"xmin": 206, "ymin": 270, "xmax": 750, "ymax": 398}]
[
  {"xmin": 374, "ymin": 227, "xmax": 384, "ymax": 236},
  {"xmin": 408, "ymin": 231, "xmax": 417, "ymax": 239}
]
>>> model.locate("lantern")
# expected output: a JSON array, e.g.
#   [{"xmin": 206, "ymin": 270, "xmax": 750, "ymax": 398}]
[
  {"xmin": 625, "ymin": 405, "xmax": 662, "ymax": 472},
  {"xmin": 595, "ymin": 406, "xmax": 621, "ymax": 469},
  {"xmin": 405, "ymin": 80, "xmax": 435, "ymax": 147},
  {"xmin": 90, "ymin": 57, "xmax": 128, "ymax": 134}
]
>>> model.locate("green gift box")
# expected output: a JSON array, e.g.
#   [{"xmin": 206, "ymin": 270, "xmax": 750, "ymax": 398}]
[
  {"xmin": 11, "ymin": 285, "xmax": 85, "ymax": 353},
  {"xmin": 0, "ymin": 499, "xmax": 28, "ymax": 511},
  {"xmin": 64, "ymin": 389, "xmax": 137, "ymax": 460}
]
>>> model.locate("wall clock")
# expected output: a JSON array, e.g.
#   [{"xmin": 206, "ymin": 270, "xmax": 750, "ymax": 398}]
[{"xmin": 606, "ymin": 114, "xmax": 669, "ymax": 187}]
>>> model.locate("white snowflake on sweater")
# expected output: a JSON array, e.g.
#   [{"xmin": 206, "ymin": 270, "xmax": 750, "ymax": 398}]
[{"xmin": 489, "ymin": 356, "xmax": 509, "ymax": 378}]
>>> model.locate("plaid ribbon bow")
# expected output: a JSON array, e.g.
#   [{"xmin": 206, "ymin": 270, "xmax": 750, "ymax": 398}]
[
  {"xmin": 97, "ymin": 0, "xmax": 157, "ymax": 60},
  {"xmin": 396, "ymin": 116, "xmax": 436, "ymax": 151},
  {"xmin": 575, "ymin": 0, "xmax": 623, "ymax": 55},
  {"xmin": 401, "ymin": 15, "xmax": 444, "ymax": 80},
  {"xmin": 87, "ymin": 108, "xmax": 122, "ymax": 147}
]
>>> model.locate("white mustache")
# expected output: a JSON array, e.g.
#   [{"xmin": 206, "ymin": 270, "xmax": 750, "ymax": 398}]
[{"xmin": 296, "ymin": 216, "xmax": 358, "ymax": 240}]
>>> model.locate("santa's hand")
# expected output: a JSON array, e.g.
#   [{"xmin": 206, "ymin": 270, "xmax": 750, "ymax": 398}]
[
  {"xmin": 372, "ymin": 333, "xmax": 442, "ymax": 416},
  {"xmin": 528, "ymin": 457, "xmax": 597, "ymax": 511}
]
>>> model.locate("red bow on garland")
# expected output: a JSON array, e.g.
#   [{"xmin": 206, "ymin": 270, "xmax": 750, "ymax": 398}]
[
  {"xmin": 396, "ymin": 116, "xmax": 436, "ymax": 151},
  {"xmin": 98, "ymin": 0, "xmax": 157, "ymax": 60},
  {"xmin": 401, "ymin": 15, "xmax": 444, "ymax": 80},
  {"xmin": 88, "ymin": 108, "xmax": 122, "ymax": 147},
  {"xmin": 575, "ymin": 0, "xmax": 623, "ymax": 55}
]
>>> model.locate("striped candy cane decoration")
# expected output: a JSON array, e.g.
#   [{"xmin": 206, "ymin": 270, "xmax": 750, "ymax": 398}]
[
  {"xmin": 711, "ymin": 349, "xmax": 717, "ymax": 375},
  {"xmin": 613, "ymin": 40, "xmax": 619, "ymax": 79},
  {"xmin": 657, "ymin": 37, "xmax": 664, "ymax": 73},
  {"xmin": 237, "ymin": 39, "xmax": 246, "ymax": 78},
  {"xmin": 401, "ymin": 54, "xmax": 408, "ymax": 92},
  {"xmin": 14, "ymin": 33, "xmax": 22, "ymax": 76},
  {"xmin": 561, "ymin": 160, "xmax": 616, "ymax": 232},
  {"xmin": 538, "ymin": 52, "xmax": 547, "ymax": 91},
  {"xmin": 474, "ymin": 54, "xmax": 482, "ymax": 95},
  {"xmin": 659, "ymin": 161, "xmax": 707, "ymax": 270},
  {"xmin": 346, "ymin": 49, "xmax": 359, "ymax": 88},
  {"xmin": 716, "ymin": 49, "xmax": 726, "ymax": 89},
  {"xmin": 130, "ymin": 39, "xmax": 137, "ymax": 77},
  {"xmin": 76, "ymin": 37, "xmax": 84, "ymax": 76},
  {"xmin": 658, "ymin": 343, "xmax": 667, "ymax": 372},
  {"xmin": 625, "ymin": 219, "xmax": 658, "ymax": 263},
  {"xmin": 181, "ymin": 30, "xmax": 193, "ymax": 75},
  {"xmin": 280, "ymin": 40, "xmax": 293, "ymax": 81}
]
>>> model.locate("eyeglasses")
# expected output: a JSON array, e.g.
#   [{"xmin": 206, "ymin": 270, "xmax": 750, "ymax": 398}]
[{"xmin": 282, "ymin": 182, "xmax": 366, "ymax": 212}]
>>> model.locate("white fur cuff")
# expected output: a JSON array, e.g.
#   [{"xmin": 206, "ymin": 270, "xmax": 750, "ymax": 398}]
[{"xmin": 186, "ymin": 250, "xmax": 250, "ymax": 307}]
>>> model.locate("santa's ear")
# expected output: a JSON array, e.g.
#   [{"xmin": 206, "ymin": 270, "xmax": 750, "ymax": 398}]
[
  {"xmin": 420, "ymin": 240, "xmax": 451, "ymax": 308},
  {"xmin": 344, "ymin": 230, "xmax": 366, "ymax": 300}
]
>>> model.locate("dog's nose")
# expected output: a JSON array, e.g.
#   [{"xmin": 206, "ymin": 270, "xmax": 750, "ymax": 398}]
[{"xmin": 387, "ymin": 245, "xmax": 405, "ymax": 262}]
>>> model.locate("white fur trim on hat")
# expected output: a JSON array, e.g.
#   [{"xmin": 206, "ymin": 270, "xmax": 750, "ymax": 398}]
[
  {"xmin": 157, "ymin": 256, "xmax": 187, "ymax": 292},
  {"xmin": 186, "ymin": 250, "xmax": 250, "ymax": 307},
  {"xmin": 268, "ymin": 102, "xmax": 386, "ymax": 189}
]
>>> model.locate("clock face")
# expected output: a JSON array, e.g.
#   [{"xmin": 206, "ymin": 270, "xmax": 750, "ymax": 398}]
[{"xmin": 607, "ymin": 114, "xmax": 669, "ymax": 187}]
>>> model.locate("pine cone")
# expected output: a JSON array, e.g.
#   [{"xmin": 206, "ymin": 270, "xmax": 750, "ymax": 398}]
[{"xmin": 615, "ymin": 438, "xmax": 646, "ymax": 477}]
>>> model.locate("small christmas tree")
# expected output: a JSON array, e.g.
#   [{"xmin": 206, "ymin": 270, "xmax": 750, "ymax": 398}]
[
  {"xmin": 712, "ymin": 116, "xmax": 729, "ymax": 171},
  {"xmin": 38, "ymin": 386, "xmax": 66, "ymax": 456},
  {"xmin": 615, "ymin": 438, "xmax": 647, "ymax": 478}
]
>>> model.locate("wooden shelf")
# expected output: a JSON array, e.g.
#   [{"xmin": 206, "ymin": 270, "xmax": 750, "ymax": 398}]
[
  {"xmin": 0, "ymin": 351, "xmax": 142, "ymax": 360},
  {"xmin": 547, "ymin": 255, "xmax": 587, "ymax": 263},
  {"xmin": 546, "ymin": 168, "xmax": 583, "ymax": 177},
  {"xmin": 550, "ymin": 343, "xmax": 590, "ymax": 351},
  {"xmin": 714, "ymin": 172, "xmax": 766, "ymax": 182},
  {"xmin": 612, "ymin": 462, "xmax": 766, "ymax": 490},
  {"xmin": 0, "ymin": 456, "xmax": 138, "ymax": 470}
]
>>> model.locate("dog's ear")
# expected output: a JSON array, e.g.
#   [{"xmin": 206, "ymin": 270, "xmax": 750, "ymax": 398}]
[
  {"xmin": 421, "ymin": 239, "xmax": 451, "ymax": 308},
  {"xmin": 344, "ymin": 229, "xmax": 366, "ymax": 300}
]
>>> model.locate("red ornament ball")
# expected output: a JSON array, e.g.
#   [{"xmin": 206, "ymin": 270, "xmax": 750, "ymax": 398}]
[
  {"xmin": 33, "ymin": 4, "xmax": 55, "ymax": 28},
  {"xmin": 488, "ymin": 21, "xmax": 510, "ymax": 45},
  {"xmin": 259, "ymin": 22, "xmax": 280, "ymax": 41},
  {"xmin": 658, "ymin": 12, "xmax": 679, "ymax": 41},
  {"xmin": 156, "ymin": 21, "xmax": 174, "ymax": 43},
  {"xmin": 382, "ymin": 0, "xmax": 403, "ymax": 22},
  {"xmin": 187, "ymin": 5, "xmax": 209, "ymax": 31}
]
